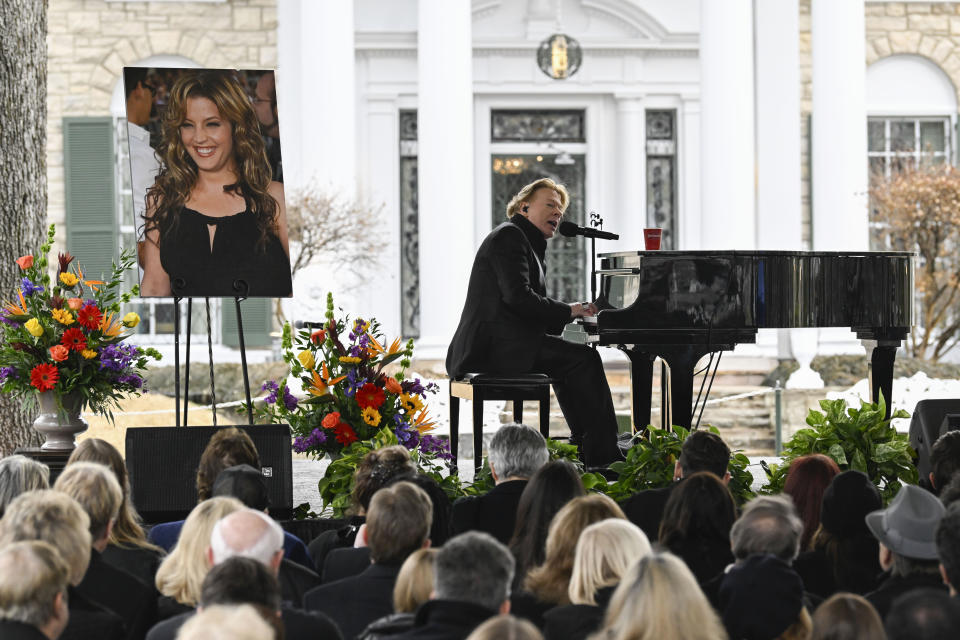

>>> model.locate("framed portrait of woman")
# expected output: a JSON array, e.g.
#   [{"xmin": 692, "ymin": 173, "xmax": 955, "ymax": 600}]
[{"xmin": 124, "ymin": 66, "xmax": 291, "ymax": 299}]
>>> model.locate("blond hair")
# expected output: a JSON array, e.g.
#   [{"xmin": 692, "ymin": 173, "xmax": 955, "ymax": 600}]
[
  {"xmin": 505, "ymin": 178, "xmax": 569, "ymax": 219},
  {"xmin": 779, "ymin": 608, "xmax": 813, "ymax": 640},
  {"xmin": 466, "ymin": 615, "xmax": 544, "ymax": 640},
  {"xmin": 0, "ymin": 489, "xmax": 92, "ymax": 585},
  {"xmin": 0, "ymin": 540, "xmax": 70, "ymax": 628},
  {"xmin": 596, "ymin": 552, "xmax": 727, "ymax": 640},
  {"xmin": 155, "ymin": 496, "xmax": 243, "ymax": 606},
  {"xmin": 54, "ymin": 461, "xmax": 123, "ymax": 542},
  {"xmin": 393, "ymin": 548, "xmax": 439, "ymax": 613},
  {"xmin": 0, "ymin": 455, "xmax": 49, "ymax": 517},
  {"xmin": 177, "ymin": 604, "xmax": 275, "ymax": 640},
  {"xmin": 525, "ymin": 494, "xmax": 626, "ymax": 605},
  {"xmin": 569, "ymin": 519, "xmax": 651, "ymax": 606}
]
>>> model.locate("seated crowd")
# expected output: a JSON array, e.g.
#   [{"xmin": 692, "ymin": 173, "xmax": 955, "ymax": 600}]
[{"xmin": 4, "ymin": 424, "xmax": 960, "ymax": 640}]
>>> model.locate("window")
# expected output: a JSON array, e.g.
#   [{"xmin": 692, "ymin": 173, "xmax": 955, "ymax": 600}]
[{"xmin": 867, "ymin": 117, "xmax": 950, "ymax": 178}]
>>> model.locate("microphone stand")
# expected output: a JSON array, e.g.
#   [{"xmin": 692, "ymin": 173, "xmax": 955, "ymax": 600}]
[{"xmin": 589, "ymin": 212, "xmax": 603, "ymax": 302}]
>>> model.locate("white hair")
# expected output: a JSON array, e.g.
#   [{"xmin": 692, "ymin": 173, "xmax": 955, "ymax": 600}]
[{"xmin": 209, "ymin": 509, "xmax": 284, "ymax": 566}]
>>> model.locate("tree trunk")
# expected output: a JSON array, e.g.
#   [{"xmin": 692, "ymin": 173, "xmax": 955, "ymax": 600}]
[{"xmin": 0, "ymin": 0, "xmax": 48, "ymax": 455}]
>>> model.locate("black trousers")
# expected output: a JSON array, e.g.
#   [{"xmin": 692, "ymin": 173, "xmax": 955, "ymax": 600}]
[{"xmin": 532, "ymin": 336, "xmax": 621, "ymax": 467}]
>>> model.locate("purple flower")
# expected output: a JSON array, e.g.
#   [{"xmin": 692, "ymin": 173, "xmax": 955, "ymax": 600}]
[
  {"xmin": 0, "ymin": 311, "xmax": 20, "ymax": 327},
  {"xmin": 261, "ymin": 380, "xmax": 279, "ymax": 393},
  {"xmin": 282, "ymin": 385, "xmax": 298, "ymax": 411},
  {"xmin": 292, "ymin": 428, "xmax": 327, "ymax": 453},
  {"xmin": 117, "ymin": 374, "xmax": 143, "ymax": 389},
  {"xmin": 0, "ymin": 366, "xmax": 16, "ymax": 382},
  {"xmin": 99, "ymin": 343, "xmax": 138, "ymax": 372},
  {"xmin": 21, "ymin": 278, "xmax": 43, "ymax": 296},
  {"xmin": 344, "ymin": 369, "xmax": 363, "ymax": 398},
  {"xmin": 348, "ymin": 344, "xmax": 362, "ymax": 358},
  {"xmin": 419, "ymin": 434, "xmax": 453, "ymax": 461}
]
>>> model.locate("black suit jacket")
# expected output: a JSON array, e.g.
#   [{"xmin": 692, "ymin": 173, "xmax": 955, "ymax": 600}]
[
  {"xmin": 279, "ymin": 557, "xmax": 322, "ymax": 605},
  {"xmin": 101, "ymin": 543, "xmax": 163, "ymax": 593},
  {"xmin": 145, "ymin": 606, "xmax": 343, "ymax": 640},
  {"xmin": 321, "ymin": 546, "xmax": 372, "ymax": 583},
  {"xmin": 865, "ymin": 571, "xmax": 948, "ymax": 620},
  {"xmin": 61, "ymin": 586, "xmax": 125, "ymax": 640},
  {"xmin": 619, "ymin": 484, "xmax": 676, "ymax": 542},
  {"xmin": 0, "ymin": 620, "xmax": 48, "ymax": 640},
  {"xmin": 392, "ymin": 599, "xmax": 497, "ymax": 640},
  {"xmin": 304, "ymin": 562, "xmax": 401, "ymax": 640},
  {"xmin": 446, "ymin": 215, "xmax": 570, "ymax": 378},
  {"xmin": 76, "ymin": 548, "xmax": 156, "ymax": 640},
  {"xmin": 450, "ymin": 480, "xmax": 528, "ymax": 545}
]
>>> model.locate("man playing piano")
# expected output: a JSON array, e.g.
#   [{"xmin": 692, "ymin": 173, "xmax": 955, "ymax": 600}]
[{"xmin": 446, "ymin": 178, "xmax": 621, "ymax": 468}]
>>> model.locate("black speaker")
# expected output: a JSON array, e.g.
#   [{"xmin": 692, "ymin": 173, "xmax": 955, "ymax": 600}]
[
  {"xmin": 909, "ymin": 399, "xmax": 960, "ymax": 487},
  {"xmin": 125, "ymin": 425, "xmax": 293, "ymax": 524}
]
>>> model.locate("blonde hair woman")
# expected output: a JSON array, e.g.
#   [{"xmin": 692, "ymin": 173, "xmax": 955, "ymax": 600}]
[
  {"xmin": 155, "ymin": 496, "xmax": 243, "ymax": 618},
  {"xmin": 525, "ymin": 494, "xmax": 626, "ymax": 606},
  {"xmin": 592, "ymin": 552, "xmax": 727, "ymax": 640},
  {"xmin": 177, "ymin": 604, "xmax": 275, "ymax": 640},
  {"xmin": 543, "ymin": 520, "xmax": 651, "ymax": 640},
  {"xmin": 0, "ymin": 454, "xmax": 49, "ymax": 518},
  {"xmin": 357, "ymin": 547, "xmax": 439, "ymax": 640},
  {"xmin": 467, "ymin": 615, "xmax": 544, "ymax": 640}
]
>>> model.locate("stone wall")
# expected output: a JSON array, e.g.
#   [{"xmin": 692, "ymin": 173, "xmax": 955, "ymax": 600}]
[
  {"xmin": 46, "ymin": 0, "xmax": 277, "ymax": 250},
  {"xmin": 797, "ymin": 0, "xmax": 960, "ymax": 248}
]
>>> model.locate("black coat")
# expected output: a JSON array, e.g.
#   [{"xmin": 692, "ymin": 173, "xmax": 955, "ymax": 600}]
[
  {"xmin": 619, "ymin": 484, "xmax": 676, "ymax": 542},
  {"xmin": 793, "ymin": 539, "xmax": 881, "ymax": 599},
  {"xmin": 303, "ymin": 562, "xmax": 402, "ymax": 640},
  {"xmin": 75, "ymin": 548, "xmax": 157, "ymax": 640},
  {"xmin": 279, "ymin": 557, "xmax": 322, "ymax": 605},
  {"xmin": 865, "ymin": 571, "xmax": 948, "ymax": 620},
  {"xmin": 391, "ymin": 600, "xmax": 498, "ymax": 640},
  {"xmin": 145, "ymin": 606, "xmax": 343, "ymax": 640},
  {"xmin": 450, "ymin": 480, "xmax": 528, "ymax": 545},
  {"xmin": 321, "ymin": 546, "xmax": 372, "ymax": 584},
  {"xmin": 61, "ymin": 586, "xmax": 125, "ymax": 640},
  {"xmin": 542, "ymin": 586, "xmax": 617, "ymax": 640},
  {"xmin": 100, "ymin": 544, "xmax": 163, "ymax": 595},
  {"xmin": 0, "ymin": 620, "xmax": 48, "ymax": 640},
  {"xmin": 445, "ymin": 215, "xmax": 570, "ymax": 378}
]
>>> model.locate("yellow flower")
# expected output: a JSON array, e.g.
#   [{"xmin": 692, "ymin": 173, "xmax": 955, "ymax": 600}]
[
  {"xmin": 24, "ymin": 318, "xmax": 43, "ymax": 337},
  {"xmin": 361, "ymin": 406, "xmax": 381, "ymax": 427},
  {"xmin": 81, "ymin": 349, "xmax": 97, "ymax": 359},
  {"xmin": 339, "ymin": 356, "xmax": 361, "ymax": 364},
  {"xmin": 297, "ymin": 350, "xmax": 316, "ymax": 370},
  {"xmin": 399, "ymin": 393, "xmax": 424, "ymax": 415},
  {"xmin": 122, "ymin": 312, "xmax": 140, "ymax": 328},
  {"xmin": 51, "ymin": 308, "xmax": 74, "ymax": 325},
  {"xmin": 59, "ymin": 272, "xmax": 79, "ymax": 287}
]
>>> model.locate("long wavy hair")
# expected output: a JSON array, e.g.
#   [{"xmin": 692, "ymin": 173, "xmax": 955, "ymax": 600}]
[{"xmin": 144, "ymin": 69, "xmax": 278, "ymax": 252}]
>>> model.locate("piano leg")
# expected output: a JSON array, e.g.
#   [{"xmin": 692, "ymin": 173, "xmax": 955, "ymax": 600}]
[
  {"xmin": 869, "ymin": 340, "xmax": 900, "ymax": 420},
  {"xmin": 622, "ymin": 349, "xmax": 656, "ymax": 434}
]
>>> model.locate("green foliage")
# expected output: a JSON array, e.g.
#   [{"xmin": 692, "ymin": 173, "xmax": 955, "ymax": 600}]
[
  {"xmin": 760, "ymin": 395, "xmax": 916, "ymax": 504},
  {"xmin": 601, "ymin": 426, "xmax": 756, "ymax": 505}
]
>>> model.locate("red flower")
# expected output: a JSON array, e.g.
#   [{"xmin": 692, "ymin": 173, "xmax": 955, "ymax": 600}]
[
  {"xmin": 30, "ymin": 364, "xmax": 59, "ymax": 391},
  {"xmin": 48, "ymin": 345, "xmax": 69, "ymax": 362},
  {"xmin": 321, "ymin": 411, "xmax": 341, "ymax": 430},
  {"xmin": 61, "ymin": 327, "xmax": 87, "ymax": 352},
  {"xmin": 333, "ymin": 423, "xmax": 358, "ymax": 445},
  {"xmin": 76, "ymin": 304, "xmax": 102, "ymax": 331},
  {"xmin": 355, "ymin": 383, "xmax": 385, "ymax": 410},
  {"xmin": 15, "ymin": 255, "xmax": 33, "ymax": 270},
  {"xmin": 384, "ymin": 377, "xmax": 403, "ymax": 395},
  {"xmin": 310, "ymin": 329, "xmax": 326, "ymax": 344}
]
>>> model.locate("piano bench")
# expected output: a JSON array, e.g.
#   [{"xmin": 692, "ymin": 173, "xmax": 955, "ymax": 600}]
[{"xmin": 449, "ymin": 373, "xmax": 555, "ymax": 473}]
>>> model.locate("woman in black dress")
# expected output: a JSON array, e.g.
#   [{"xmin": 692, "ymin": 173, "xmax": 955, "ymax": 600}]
[{"xmin": 140, "ymin": 70, "xmax": 290, "ymax": 297}]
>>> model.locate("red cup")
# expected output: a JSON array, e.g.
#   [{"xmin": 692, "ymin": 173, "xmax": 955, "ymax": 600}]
[{"xmin": 644, "ymin": 228, "xmax": 662, "ymax": 250}]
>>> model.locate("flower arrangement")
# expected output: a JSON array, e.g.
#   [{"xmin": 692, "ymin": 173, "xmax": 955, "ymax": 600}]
[
  {"xmin": 0, "ymin": 225, "xmax": 161, "ymax": 418},
  {"xmin": 255, "ymin": 293, "xmax": 450, "ymax": 462}
]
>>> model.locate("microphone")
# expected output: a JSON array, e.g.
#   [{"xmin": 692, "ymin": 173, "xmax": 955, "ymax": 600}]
[{"xmin": 558, "ymin": 220, "xmax": 619, "ymax": 241}]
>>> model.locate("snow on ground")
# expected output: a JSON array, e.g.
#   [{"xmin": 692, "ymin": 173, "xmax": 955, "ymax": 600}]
[{"xmin": 825, "ymin": 371, "xmax": 960, "ymax": 433}]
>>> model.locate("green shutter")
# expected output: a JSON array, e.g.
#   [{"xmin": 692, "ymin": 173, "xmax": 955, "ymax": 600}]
[
  {"xmin": 63, "ymin": 117, "xmax": 117, "ymax": 280},
  {"xmin": 222, "ymin": 297, "xmax": 274, "ymax": 348}
]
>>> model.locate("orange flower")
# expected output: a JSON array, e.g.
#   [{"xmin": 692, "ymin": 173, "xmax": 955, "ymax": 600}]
[
  {"xmin": 67, "ymin": 298, "xmax": 83, "ymax": 311},
  {"xmin": 384, "ymin": 377, "xmax": 403, "ymax": 394},
  {"xmin": 309, "ymin": 363, "xmax": 345, "ymax": 397},
  {"xmin": 99, "ymin": 313, "xmax": 124, "ymax": 338},
  {"xmin": 321, "ymin": 412, "xmax": 341, "ymax": 430},
  {"xmin": 2, "ymin": 289, "xmax": 28, "ymax": 316},
  {"xmin": 412, "ymin": 408, "xmax": 436, "ymax": 433},
  {"xmin": 48, "ymin": 345, "xmax": 69, "ymax": 362},
  {"xmin": 76, "ymin": 267, "xmax": 105, "ymax": 292},
  {"xmin": 15, "ymin": 255, "xmax": 33, "ymax": 270},
  {"xmin": 310, "ymin": 329, "xmax": 326, "ymax": 344}
]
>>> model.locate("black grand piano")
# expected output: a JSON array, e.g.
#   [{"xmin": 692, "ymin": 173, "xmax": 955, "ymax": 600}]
[{"xmin": 564, "ymin": 250, "xmax": 914, "ymax": 431}]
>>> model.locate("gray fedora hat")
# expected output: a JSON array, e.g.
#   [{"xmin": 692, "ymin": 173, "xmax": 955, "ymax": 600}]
[{"xmin": 865, "ymin": 484, "xmax": 945, "ymax": 560}]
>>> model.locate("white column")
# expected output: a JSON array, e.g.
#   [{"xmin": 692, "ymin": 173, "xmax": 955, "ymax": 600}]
[
  {"xmin": 276, "ymin": 0, "xmax": 303, "ymax": 191},
  {"xmin": 296, "ymin": 0, "xmax": 356, "ymax": 195},
  {"xmin": 679, "ymin": 98, "xmax": 701, "ymax": 250},
  {"xmin": 616, "ymin": 96, "xmax": 645, "ymax": 250},
  {"xmin": 755, "ymin": 0, "xmax": 802, "ymax": 250},
  {"xmin": 812, "ymin": 0, "xmax": 868, "ymax": 250},
  {"xmin": 417, "ymin": 0, "xmax": 475, "ymax": 358},
  {"xmin": 699, "ymin": 0, "xmax": 755, "ymax": 249}
]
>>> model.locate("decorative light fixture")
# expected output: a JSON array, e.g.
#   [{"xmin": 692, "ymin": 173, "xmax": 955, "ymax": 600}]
[{"xmin": 537, "ymin": 33, "xmax": 582, "ymax": 80}]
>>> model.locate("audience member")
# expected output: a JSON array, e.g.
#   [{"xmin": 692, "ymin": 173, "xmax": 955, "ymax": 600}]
[
  {"xmin": 154, "ymin": 496, "xmax": 243, "ymax": 619},
  {"xmin": 810, "ymin": 593, "xmax": 885, "ymax": 640},
  {"xmin": 175, "ymin": 604, "xmax": 275, "ymax": 640},
  {"xmin": 392, "ymin": 531, "xmax": 515, "ymax": 640},
  {"xmin": 509, "ymin": 460, "xmax": 586, "ymax": 589},
  {"xmin": 148, "ymin": 431, "xmax": 312, "ymax": 570},
  {"xmin": 929, "ymin": 430, "xmax": 960, "ymax": 496},
  {"xmin": 937, "ymin": 472, "xmax": 960, "ymax": 507},
  {"xmin": 783, "ymin": 454, "xmax": 840, "ymax": 551},
  {"xmin": 936, "ymin": 501, "xmax": 960, "ymax": 595},
  {"xmin": 885, "ymin": 588, "xmax": 960, "ymax": 640},
  {"xmin": 719, "ymin": 554, "xmax": 811, "ymax": 640},
  {"xmin": 467, "ymin": 615, "xmax": 543, "ymax": 640},
  {"xmin": 524, "ymin": 494, "xmax": 626, "ymax": 609},
  {"xmin": 358, "ymin": 548, "xmax": 439, "ymax": 640},
  {"xmin": 54, "ymin": 461, "xmax": 156, "ymax": 640},
  {"xmin": 0, "ymin": 454, "xmax": 49, "ymax": 518},
  {"xmin": 0, "ymin": 541, "xmax": 70, "ymax": 640},
  {"xmin": 620, "ymin": 430, "xmax": 730, "ymax": 540},
  {"xmin": 0, "ymin": 490, "xmax": 124, "ymax": 640},
  {"xmin": 865, "ymin": 483, "xmax": 947, "ymax": 619},
  {"xmin": 658, "ymin": 471, "xmax": 736, "ymax": 584},
  {"xmin": 543, "ymin": 519, "xmax": 651, "ymax": 640},
  {"xmin": 305, "ymin": 481, "xmax": 433, "ymax": 639},
  {"xmin": 595, "ymin": 551, "xmax": 726, "ymax": 640},
  {"xmin": 67, "ymin": 439, "xmax": 164, "ymax": 589},
  {"xmin": 308, "ymin": 445, "xmax": 415, "ymax": 573},
  {"xmin": 386, "ymin": 471, "xmax": 451, "ymax": 547},
  {"xmin": 451, "ymin": 424, "xmax": 549, "ymax": 544},
  {"xmin": 252, "ymin": 70, "xmax": 282, "ymax": 182},
  {"xmin": 209, "ymin": 464, "xmax": 320, "ymax": 602},
  {"xmin": 794, "ymin": 471, "xmax": 883, "ymax": 598}
]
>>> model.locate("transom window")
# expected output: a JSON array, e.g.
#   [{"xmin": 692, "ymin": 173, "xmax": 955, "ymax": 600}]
[{"xmin": 867, "ymin": 117, "xmax": 951, "ymax": 177}]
